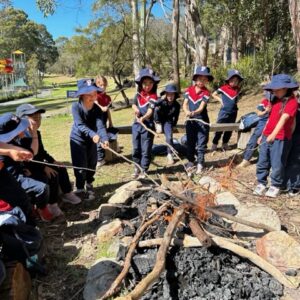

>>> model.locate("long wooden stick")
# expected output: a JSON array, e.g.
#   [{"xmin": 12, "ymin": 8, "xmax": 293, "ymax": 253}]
[
  {"xmin": 189, "ymin": 216, "xmax": 212, "ymax": 247},
  {"xmin": 125, "ymin": 206, "xmax": 185, "ymax": 300},
  {"xmin": 211, "ymin": 235, "xmax": 299, "ymax": 289},
  {"xmin": 100, "ymin": 211, "xmax": 165, "ymax": 300}
]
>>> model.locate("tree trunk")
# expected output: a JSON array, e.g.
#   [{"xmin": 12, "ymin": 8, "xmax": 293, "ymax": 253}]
[
  {"xmin": 130, "ymin": 0, "xmax": 140, "ymax": 77},
  {"xmin": 139, "ymin": 0, "xmax": 146, "ymax": 67},
  {"xmin": 185, "ymin": 0, "xmax": 208, "ymax": 66},
  {"xmin": 172, "ymin": 0, "xmax": 180, "ymax": 92},
  {"xmin": 231, "ymin": 24, "xmax": 239, "ymax": 65},
  {"xmin": 219, "ymin": 25, "xmax": 229, "ymax": 66},
  {"xmin": 183, "ymin": 4, "xmax": 192, "ymax": 77},
  {"xmin": 289, "ymin": 0, "xmax": 300, "ymax": 73}
]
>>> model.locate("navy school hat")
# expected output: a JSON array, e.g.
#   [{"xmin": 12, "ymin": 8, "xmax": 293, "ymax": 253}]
[
  {"xmin": 193, "ymin": 66, "xmax": 214, "ymax": 82},
  {"xmin": 75, "ymin": 78, "xmax": 103, "ymax": 97},
  {"xmin": 225, "ymin": 69, "xmax": 244, "ymax": 82},
  {"xmin": 135, "ymin": 68, "xmax": 160, "ymax": 84},
  {"xmin": 160, "ymin": 84, "xmax": 178, "ymax": 96},
  {"xmin": 0, "ymin": 113, "xmax": 30, "ymax": 143},
  {"xmin": 16, "ymin": 104, "xmax": 45, "ymax": 118},
  {"xmin": 263, "ymin": 74, "xmax": 299, "ymax": 91}
]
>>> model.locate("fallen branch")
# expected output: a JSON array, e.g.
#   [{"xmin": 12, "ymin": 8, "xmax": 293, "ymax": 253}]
[
  {"xmin": 211, "ymin": 235, "xmax": 299, "ymax": 289},
  {"xmin": 125, "ymin": 206, "xmax": 186, "ymax": 300},
  {"xmin": 189, "ymin": 217, "xmax": 212, "ymax": 247},
  {"xmin": 100, "ymin": 210, "xmax": 166, "ymax": 300}
]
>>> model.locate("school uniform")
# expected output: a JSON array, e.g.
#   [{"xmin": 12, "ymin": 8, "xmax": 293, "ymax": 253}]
[
  {"xmin": 243, "ymin": 98, "xmax": 270, "ymax": 161},
  {"xmin": 184, "ymin": 85, "xmax": 210, "ymax": 165},
  {"xmin": 212, "ymin": 84, "xmax": 241, "ymax": 145},
  {"xmin": 154, "ymin": 98, "xmax": 180, "ymax": 154},
  {"xmin": 256, "ymin": 96, "xmax": 298, "ymax": 187},
  {"xmin": 70, "ymin": 101, "xmax": 108, "ymax": 190},
  {"xmin": 96, "ymin": 92, "xmax": 112, "ymax": 162},
  {"xmin": 284, "ymin": 106, "xmax": 300, "ymax": 191},
  {"xmin": 132, "ymin": 91, "xmax": 157, "ymax": 171}
]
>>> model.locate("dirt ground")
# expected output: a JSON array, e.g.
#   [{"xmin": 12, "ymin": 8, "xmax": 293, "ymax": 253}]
[{"xmin": 32, "ymin": 90, "xmax": 300, "ymax": 300}]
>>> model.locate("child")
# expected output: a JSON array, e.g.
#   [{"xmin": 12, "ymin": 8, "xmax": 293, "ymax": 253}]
[
  {"xmin": 254, "ymin": 74, "xmax": 299, "ymax": 198},
  {"xmin": 95, "ymin": 75, "xmax": 114, "ymax": 167},
  {"xmin": 70, "ymin": 79, "xmax": 109, "ymax": 201},
  {"xmin": 183, "ymin": 66, "xmax": 213, "ymax": 174},
  {"xmin": 16, "ymin": 104, "xmax": 81, "ymax": 216},
  {"xmin": 154, "ymin": 83, "xmax": 180, "ymax": 165},
  {"xmin": 284, "ymin": 90, "xmax": 300, "ymax": 196},
  {"xmin": 0, "ymin": 113, "xmax": 53, "ymax": 222},
  {"xmin": 239, "ymin": 92, "xmax": 272, "ymax": 167},
  {"xmin": 211, "ymin": 69, "xmax": 244, "ymax": 151},
  {"xmin": 132, "ymin": 68, "xmax": 160, "ymax": 178}
]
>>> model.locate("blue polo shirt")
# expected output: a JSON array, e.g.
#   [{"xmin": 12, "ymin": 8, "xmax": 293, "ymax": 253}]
[{"xmin": 217, "ymin": 84, "xmax": 240, "ymax": 113}]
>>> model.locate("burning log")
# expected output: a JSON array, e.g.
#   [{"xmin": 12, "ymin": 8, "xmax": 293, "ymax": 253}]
[
  {"xmin": 123, "ymin": 206, "xmax": 186, "ymax": 300},
  {"xmin": 189, "ymin": 217, "xmax": 212, "ymax": 247}
]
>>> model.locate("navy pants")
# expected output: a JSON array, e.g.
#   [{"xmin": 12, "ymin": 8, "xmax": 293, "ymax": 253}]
[
  {"xmin": 0, "ymin": 168, "xmax": 32, "ymax": 218},
  {"xmin": 132, "ymin": 122, "xmax": 154, "ymax": 171},
  {"xmin": 212, "ymin": 110, "xmax": 237, "ymax": 145},
  {"xmin": 186, "ymin": 120, "xmax": 209, "ymax": 165},
  {"xmin": 256, "ymin": 135, "xmax": 291, "ymax": 187},
  {"xmin": 70, "ymin": 139, "xmax": 97, "ymax": 190},
  {"xmin": 162, "ymin": 122, "xmax": 173, "ymax": 154},
  {"xmin": 243, "ymin": 121, "xmax": 266, "ymax": 161},
  {"xmin": 284, "ymin": 133, "xmax": 300, "ymax": 191},
  {"xmin": 15, "ymin": 173, "xmax": 49, "ymax": 209}
]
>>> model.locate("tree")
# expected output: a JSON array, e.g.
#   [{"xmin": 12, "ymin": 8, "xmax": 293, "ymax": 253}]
[
  {"xmin": 131, "ymin": 0, "xmax": 140, "ymax": 76},
  {"xmin": 289, "ymin": 0, "xmax": 300, "ymax": 73},
  {"xmin": 26, "ymin": 54, "xmax": 42, "ymax": 97},
  {"xmin": 172, "ymin": 0, "xmax": 180, "ymax": 91}
]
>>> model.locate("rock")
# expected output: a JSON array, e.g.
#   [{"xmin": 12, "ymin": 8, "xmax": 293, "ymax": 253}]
[
  {"xmin": 256, "ymin": 231, "xmax": 300, "ymax": 272},
  {"xmin": 215, "ymin": 192, "xmax": 241, "ymax": 207},
  {"xmin": 108, "ymin": 180, "xmax": 143, "ymax": 204},
  {"xmin": 83, "ymin": 259, "xmax": 122, "ymax": 300},
  {"xmin": 199, "ymin": 176, "xmax": 223, "ymax": 194},
  {"xmin": 97, "ymin": 219, "xmax": 122, "ymax": 243},
  {"xmin": 98, "ymin": 203, "xmax": 122, "ymax": 222},
  {"xmin": 232, "ymin": 203, "xmax": 281, "ymax": 238}
]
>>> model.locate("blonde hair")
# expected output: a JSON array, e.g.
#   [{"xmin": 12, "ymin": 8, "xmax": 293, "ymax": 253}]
[{"xmin": 95, "ymin": 75, "xmax": 108, "ymax": 87}]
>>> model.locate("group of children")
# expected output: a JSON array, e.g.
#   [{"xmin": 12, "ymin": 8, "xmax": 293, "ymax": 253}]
[{"xmin": 0, "ymin": 69, "xmax": 299, "ymax": 228}]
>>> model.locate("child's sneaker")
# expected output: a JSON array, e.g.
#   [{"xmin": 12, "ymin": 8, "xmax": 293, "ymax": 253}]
[
  {"xmin": 96, "ymin": 160, "xmax": 106, "ymax": 168},
  {"xmin": 155, "ymin": 123, "xmax": 162, "ymax": 134},
  {"xmin": 132, "ymin": 167, "xmax": 140, "ymax": 179},
  {"xmin": 38, "ymin": 205, "xmax": 54, "ymax": 222},
  {"xmin": 86, "ymin": 183, "xmax": 96, "ymax": 201},
  {"xmin": 166, "ymin": 153, "xmax": 174, "ymax": 165},
  {"xmin": 265, "ymin": 186, "xmax": 280, "ymax": 198},
  {"xmin": 222, "ymin": 143, "xmax": 230, "ymax": 151},
  {"xmin": 211, "ymin": 144, "xmax": 218, "ymax": 152},
  {"xmin": 138, "ymin": 170, "xmax": 146, "ymax": 179},
  {"xmin": 237, "ymin": 159, "xmax": 251, "ymax": 168},
  {"xmin": 253, "ymin": 183, "xmax": 267, "ymax": 196},
  {"xmin": 62, "ymin": 192, "xmax": 81, "ymax": 205},
  {"xmin": 196, "ymin": 163, "xmax": 204, "ymax": 175},
  {"xmin": 289, "ymin": 189, "xmax": 300, "ymax": 197},
  {"xmin": 48, "ymin": 203, "xmax": 64, "ymax": 218}
]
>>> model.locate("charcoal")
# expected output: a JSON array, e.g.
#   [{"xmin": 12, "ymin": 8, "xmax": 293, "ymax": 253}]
[
  {"xmin": 121, "ymin": 224, "xmax": 136, "ymax": 236},
  {"xmin": 132, "ymin": 249, "xmax": 157, "ymax": 275},
  {"xmin": 212, "ymin": 205, "xmax": 238, "ymax": 216},
  {"xmin": 113, "ymin": 207, "xmax": 139, "ymax": 220}
]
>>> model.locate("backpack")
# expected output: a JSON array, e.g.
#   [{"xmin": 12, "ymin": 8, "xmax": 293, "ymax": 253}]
[{"xmin": 239, "ymin": 112, "xmax": 260, "ymax": 131}]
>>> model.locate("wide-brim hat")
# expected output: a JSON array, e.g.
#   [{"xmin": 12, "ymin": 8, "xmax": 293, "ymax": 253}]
[
  {"xmin": 0, "ymin": 113, "xmax": 30, "ymax": 143},
  {"xmin": 225, "ymin": 69, "xmax": 244, "ymax": 82},
  {"xmin": 75, "ymin": 78, "xmax": 103, "ymax": 97},
  {"xmin": 192, "ymin": 66, "xmax": 214, "ymax": 82},
  {"xmin": 160, "ymin": 84, "xmax": 178, "ymax": 96},
  {"xmin": 16, "ymin": 104, "xmax": 45, "ymax": 118},
  {"xmin": 263, "ymin": 74, "xmax": 299, "ymax": 90},
  {"xmin": 135, "ymin": 68, "xmax": 160, "ymax": 84}
]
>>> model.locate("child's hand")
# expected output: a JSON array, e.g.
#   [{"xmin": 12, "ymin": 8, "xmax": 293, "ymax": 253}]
[
  {"xmin": 257, "ymin": 136, "xmax": 262, "ymax": 145},
  {"xmin": 266, "ymin": 134, "xmax": 276, "ymax": 143},
  {"xmin": 8, "ymin": 147, "xmax": 33, "ymax": 161},
  {"xmin": 134, "ymin": 109, "xmax": 141, "ymax": 117},
  {"xmin": 185, "ymin": 111, "xmax": 191, "ymax": 117},
  {"xmin": 23, "ymin": 168, "xmax": 32, "ymax": 177},
  {"xmin": 101, "ymin": 141, "xmax": 109, "ymax": 149},
  {"xmin": 28, "ymin": 119, "xmax": 38, "ymax": 133},
  {"xmin": 92, "ymin": 135, "xmax": 100, "ymax": 144},
  {"xmin": 265, "ymin": 105, "xmax": 272, "ymax": 112},
  {"xmin": 44, "ymin": 166, "xmax": 58, "ymax": 178}
]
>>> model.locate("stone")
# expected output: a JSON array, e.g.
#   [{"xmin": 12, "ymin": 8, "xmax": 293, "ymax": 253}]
[
  {"xmin": 199, "ymin": 176, "xmax": 223, "ymax": 194},
  {"xmin": 215, "ymin": 191, "xmax": 241, "ymax": 207},
  {"xmin": 256, "ymin": 231, "xmax": 300, "ymax": 272},
  {"xmin": 232, "ymin": 203, "xmax": 281, "ymax": 238},
  {"xmin": 83, "ymin": 259, "xmax": 122, "ymax": 300},
  {"xmin": 97, "ymin": 219, "xmax": 122, "ymax": 243},
  {"xmin": 108, "ymin": 180, "xmax": 143, "ymax": 204},
  {"xmin": 98, "ymin": 203, "xmax": 122, "ymax": 222}
]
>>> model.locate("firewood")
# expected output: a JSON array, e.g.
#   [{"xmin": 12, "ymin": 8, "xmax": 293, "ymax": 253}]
[
  {"xmin": 211, "ymin": 235, "xmax": 299, "ymax": 289},
  {"xmin": 125, "ymin": 206, "xmax": 186, "ymax": 300},
  {"xmin": 189, "ymin": 217, "xmax": 212, "ymax": 247},
  {"xmin": 100, "ymin": 209, "xmax": 167, "ymax": 300}
]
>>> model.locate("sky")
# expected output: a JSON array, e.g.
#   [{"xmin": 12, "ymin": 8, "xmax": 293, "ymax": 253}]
[
  {"xmin": 12, "ymin": 0, "xmax": 95, "ymax": 39},
  {"xmin": 11, "ymin": 0, "xmax": 168, "ymax": 40}
]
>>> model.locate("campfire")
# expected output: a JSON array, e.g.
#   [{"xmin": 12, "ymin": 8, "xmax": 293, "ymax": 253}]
[{"xmin": 87, "ymin": 174, "xmax": 299, "ymax": 300}]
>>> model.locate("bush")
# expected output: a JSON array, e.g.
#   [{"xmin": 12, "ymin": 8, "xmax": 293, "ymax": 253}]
[{"xmin": 0, "ymin": 91, "xmax": 34, "ymax": 103}]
